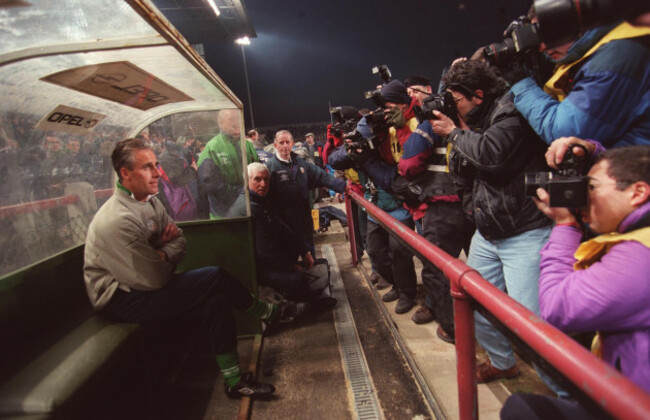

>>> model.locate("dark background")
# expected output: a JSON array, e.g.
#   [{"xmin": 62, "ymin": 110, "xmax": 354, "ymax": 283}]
[{"xmin": 204, "ymin": 0, "xmax": 532, "ymax": 129}]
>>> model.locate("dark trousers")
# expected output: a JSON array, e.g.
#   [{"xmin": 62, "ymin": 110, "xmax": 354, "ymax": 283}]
[
  {"xmin": 501, "ymin": 394, "xmax": 594, "ymax": 420},
  {"xmin": 262, "ymin": 269, "xmax": 319, "ymax": 302},
  {"xmin": 352, "ymin": 203, "xmax": 367, "ymax": 256},
  {"xmin": 366, "ymin": 218, "xmax": 417, "ymax": 298},
  {"xmin": 100, "ymin": 266, "xmax": 253, "ymax": 355},
  {"xmin": 421, "ymin": 201, "xmax": 474, "ymax": 336}
]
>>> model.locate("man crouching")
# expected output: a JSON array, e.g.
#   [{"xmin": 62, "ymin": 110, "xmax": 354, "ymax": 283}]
[{"xmin": 229, "ymin": 162, "xmax": 337, "ymax": 310}]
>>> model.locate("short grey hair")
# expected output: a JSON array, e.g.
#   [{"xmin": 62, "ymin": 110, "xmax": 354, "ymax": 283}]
[
  {"xmin": 247, "ymin": 162, "xmax": 269, "ymax": 178},
  {"xmin": 112, "ymin": 137, "xmax": 154, "ymax": 180},
  {"xmin": 274, "ymin": 130, "xmax": 293, "ymax": 143}
]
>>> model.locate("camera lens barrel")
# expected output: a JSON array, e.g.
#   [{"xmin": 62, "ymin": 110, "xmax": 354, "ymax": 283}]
[{"xmin": 534, "ymin": 0, "xmax": 644, "ymax": 48}]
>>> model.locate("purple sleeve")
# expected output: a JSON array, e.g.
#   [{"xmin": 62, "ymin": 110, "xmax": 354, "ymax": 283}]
[
  {"xmin": 587, "ymin": 139, "xmax": 606, "ymax": 156},
  {"xmin": 539, "ymin": 227, "xmax": 650, "ymax": 332}
]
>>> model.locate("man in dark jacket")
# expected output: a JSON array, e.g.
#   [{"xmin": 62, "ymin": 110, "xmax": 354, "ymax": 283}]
[
  {"xmin": 431, "ymin": 60, "xmax": 552, "ymax": 384},
  {"xmin": 229, "ymin": 163, "xmax": 316, "ymax": 300},
  {"xmin": 266, "ymin": 130, "xmax": 346, "ymax": 256}
]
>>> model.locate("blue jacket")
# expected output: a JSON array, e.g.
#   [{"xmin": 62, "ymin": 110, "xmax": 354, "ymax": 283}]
[
  {"xmin": 266, "ymin": 153, "xmax": 346, "ymax": 248},
  {"xmin": 511, "ymin": 24, "xmax": 650, "ymax": 148},
  {"xmin": 328, "ymin": 146, "xmax": 410, "ymax": 221}
]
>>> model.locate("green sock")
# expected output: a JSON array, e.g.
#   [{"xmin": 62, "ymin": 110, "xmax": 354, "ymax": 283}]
[
  {"xmin": 244, "ymin": 295, "xmax": 278, "ymax": 322},
  {"xmin": 216, "ymin": 351, "xmax": 241, "ymax": 387}
]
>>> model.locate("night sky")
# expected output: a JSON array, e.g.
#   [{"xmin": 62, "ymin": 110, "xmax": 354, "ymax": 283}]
[{"xmin": 204, "ymin": 0, "xmax": 533, "ymax": 129}]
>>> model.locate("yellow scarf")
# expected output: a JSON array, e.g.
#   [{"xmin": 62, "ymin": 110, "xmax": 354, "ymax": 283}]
[
  {"xmin": 573, "ymin": 227, "xmax": 650, "ymax": 356},
  {"xmin": 544, "ymin": 22, "xmax": 650, "ymax": 101}
]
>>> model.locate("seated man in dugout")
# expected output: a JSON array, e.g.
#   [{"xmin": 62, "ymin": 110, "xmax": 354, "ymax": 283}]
[
  {"xmin": 501, "ymin": 145, "xmax": 650, "ymax": 419},
  {"xmin": 229, "ymin": 163, "xmax": 337, "ymax": 310},
  {"xmin": 84, "ymin": 138, "xmax": 304, "ymax": 399}
]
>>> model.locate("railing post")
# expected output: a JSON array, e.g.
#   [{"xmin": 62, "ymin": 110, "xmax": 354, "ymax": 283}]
[
  {"xmin": 451, "ymin": 275, "xmax": 478, "ymax": 420},
  {"xmin": 344, "ymin": 192, "xmax": 359, "ymax": 266}
]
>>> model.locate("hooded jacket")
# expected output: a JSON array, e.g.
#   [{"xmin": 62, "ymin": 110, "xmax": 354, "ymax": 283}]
[{"xmin": 511, "ymin": 22, "xmax": 650, "ymax": 148}]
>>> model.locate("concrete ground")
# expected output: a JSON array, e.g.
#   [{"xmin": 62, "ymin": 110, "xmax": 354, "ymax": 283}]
[
  {"xmin": 312, "ymin": 197, "xmax": 522, "ymax": 419},
  {"xmin": 197, "ymin": 196, "xmax": 551, "ymax": 419}
]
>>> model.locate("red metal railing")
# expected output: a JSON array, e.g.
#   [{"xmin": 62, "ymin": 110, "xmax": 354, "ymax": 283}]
[
  {"xmin": 344, "ymin": 189, "xmax": 650, "ymax": 420},
  {"xmin": 0, "ymin": 189, "xmax": 114, "ymax": 220}
]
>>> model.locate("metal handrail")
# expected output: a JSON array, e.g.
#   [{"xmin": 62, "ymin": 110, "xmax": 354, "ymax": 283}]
[{"xmin": 344, "ymin": 189, "xmax": 650, "ymax": 420}]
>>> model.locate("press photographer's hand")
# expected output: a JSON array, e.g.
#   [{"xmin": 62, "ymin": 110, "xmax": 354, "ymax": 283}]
[
  {"xmin": 533, "ymin": 188, "xmax": 577, "ymax": 224},
  {"xmin": 386, "ymin": 106, "xmax": 405, "ymax": 128},
  {"xmin": 430, "ymin": 110, "xmax": 456, "ymax": 137},
  {"xmin": 546, "ymin": 137, "xmax": 596, "ymax": 169}
]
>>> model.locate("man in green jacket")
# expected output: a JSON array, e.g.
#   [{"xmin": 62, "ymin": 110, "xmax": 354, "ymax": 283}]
[{"xmin": 197, "ymin": 109, "xmax": 258, "ymax": 218}]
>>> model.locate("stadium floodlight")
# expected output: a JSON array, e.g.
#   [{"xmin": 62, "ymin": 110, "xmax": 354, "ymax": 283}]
[{"xmin": 206, "ymin": 0, "xmax": 220, "ymax": 17}]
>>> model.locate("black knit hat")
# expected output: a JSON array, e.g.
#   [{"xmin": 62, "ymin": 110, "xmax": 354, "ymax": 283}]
[
  {"xmin": 380, "ymin": 80, "xmax": 411, "ymax": 104},
  {"xmin": 404, "ymin": 76, "xmax": 431, "ymax": 87}
]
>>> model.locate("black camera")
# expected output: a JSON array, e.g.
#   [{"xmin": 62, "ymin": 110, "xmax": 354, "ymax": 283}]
[
  {"xmin": 364, "ymin": 64, "xmax": 392, "ymax": 109},
  {"xmin": 372, "ymin": 65, "xmax": 392, "ymax": 84},
  {"xmin": 413, "ymin": 91, "xmax": 460, "ymax": 125},
  {"xmin": 364, "ymin": 109, "xmax": 389, "ymax": 134},
  {"xmin": 347, "ymin": 135, "xmax": 380, "ymax": 156},
  {"xmin": 535, "ymin": 0, "xmax": 648, "ymax": 48},
  {"xmin": 364, "ymin": 88, "xmax": 387, "ymax": 109},
  {"xmin": 330, "ymin": 106, "xmax": 360, "ymax": 137},
  {"xmin": 484, "ymin": 16, "xmax": 542, "ymax": 67},
  {"xmin": 524, "ymin": 146, "xmax": 589, "ymax": 208},
  {"xmin": 330, "ymin": 122, "xmax": 344, "ymax": 138}
]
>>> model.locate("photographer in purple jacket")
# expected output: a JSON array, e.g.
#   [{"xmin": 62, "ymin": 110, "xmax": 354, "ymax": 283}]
[{"xmin": 501, "ymin": 145, "xmax": 650, "ymax": 419}]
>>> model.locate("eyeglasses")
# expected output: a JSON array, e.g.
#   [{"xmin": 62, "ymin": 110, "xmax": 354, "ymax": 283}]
[{"xmin": 587, "ymin": 181, "xmax": 630, "ymax": 192}]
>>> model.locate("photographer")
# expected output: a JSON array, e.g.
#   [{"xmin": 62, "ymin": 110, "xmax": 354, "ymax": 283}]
[
  {"xmin": 509, "ymin": 16, "xmax": 650, "ymax": 149},
  {"xmin": 397, "ymin": 106, "xmax": 474, "ymax": 339},
  {"xmin": 358, "ymin": 79, "xmax": 419, "ymax": 165},
  {"xmin": 431, "ymin": 60, "xmax": 553, "ymax": 383},
  {"xmin": 405, "ymin": 76, "xmax": 433, "ymax": 106},
  {"xmin": 501, "ymin": 146, "xmax": 650, "ymax": 419},
  {"xmin": 330, "ymin": 80, "xmax": 419, "ymax": 315}
]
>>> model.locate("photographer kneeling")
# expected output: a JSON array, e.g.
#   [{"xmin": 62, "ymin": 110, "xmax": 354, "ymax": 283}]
[{"xmin": 502, "ymin": 145, "xmax": 650, "ymax": 419}]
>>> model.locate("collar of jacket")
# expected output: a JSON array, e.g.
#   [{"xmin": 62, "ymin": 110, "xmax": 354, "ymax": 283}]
[
  {"xmin": 275, "ymin": 151, "xmax": 297, "ymax": 164},
  {"xmin": 555, "ymin": 22, "xmax": 619, "ymax": 66}
]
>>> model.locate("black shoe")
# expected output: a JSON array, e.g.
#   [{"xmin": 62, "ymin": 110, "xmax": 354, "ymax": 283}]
[
  {"xmin": 375, "ymin": 276, "xmax": 391, "ymax": 290},
  {"xmin": 225, "ymin": 373, "xmax": 275, "ymax": 398},
  {"xmin": 382, "ymin": 288, "xmax": 399, "ymax": 302},
  {"xmin": 278, "ymin": 301, "xmax": 309, "ymax": 323},
  {"xmin": 395, "ymin": 296, "xmax": 415, "ymax": 314},
  {"xmin": 369, "ymin": 272, "xmax": 380, "ymax": 284}
]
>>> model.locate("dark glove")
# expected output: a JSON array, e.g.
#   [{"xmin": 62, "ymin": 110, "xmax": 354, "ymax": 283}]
[
  {"xmin": 386, "ymin": 106, "xmax": 406, "ymax": 128},
  {"xmin": 500, "ymin": 60, "xmax": 531, "ymax": 86}
]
